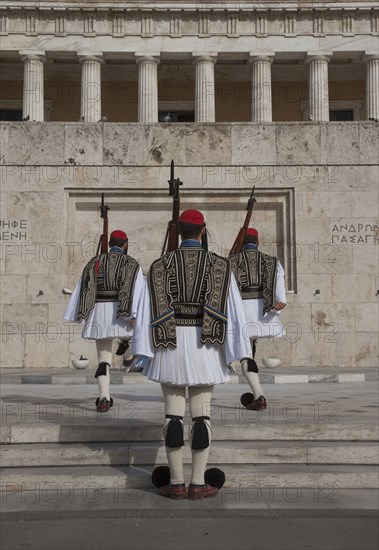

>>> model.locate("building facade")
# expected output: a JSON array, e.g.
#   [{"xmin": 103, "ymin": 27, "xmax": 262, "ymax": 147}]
[{"xmin": 0, "ymin": 1, "xmax": 378, "ymax": 368}]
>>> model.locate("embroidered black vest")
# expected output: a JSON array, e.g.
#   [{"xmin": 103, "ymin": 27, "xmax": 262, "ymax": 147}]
[
  {"xmin": 229, "ymin": 249, "xmax": 277, "ymax": 314},
  {"xmin": 148, "ymin": 248, "xmax": 231, "ymax": 349},
  {"xmin": 77, "ymin": 252, "xmax": 139, "ymax": 320}
]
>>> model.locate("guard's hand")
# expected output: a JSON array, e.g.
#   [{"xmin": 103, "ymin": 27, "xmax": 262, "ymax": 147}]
[
  {"xmin": 273, "ymin": 302, "xmax": 286, "ymax": 311},
  {"xmin": 128, "ymin": 318, "xmax": 136, "ymax": 328}
]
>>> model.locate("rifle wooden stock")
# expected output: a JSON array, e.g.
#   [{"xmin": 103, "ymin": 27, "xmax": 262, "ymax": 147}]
[
  {"xmin": 96, "ymin": 193, "xmax": 110, "ymax": 255},
  {"xmin": 165, "ymin": 220, "xmax": 179, "ymax": 252},
  {"xmin": 162, "ymin": 160, "xmax": 183, "ymax": 254},
  {"xmin": 229, "ymin": 187, "xmax": 256, "ymax": 255},
  {"xmin": 100, "ymin": 217, "xmax": 109, "ymax": 254}
]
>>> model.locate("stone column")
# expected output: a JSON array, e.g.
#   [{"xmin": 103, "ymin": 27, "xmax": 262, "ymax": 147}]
[
  {"xmin": 249, "ymin": 55, "xmax": 274, "ymax": 122},
  {"xmin": 135, "ymin": 54, "xmax": 160, "ymax": 123},
  {"xmin": 78, "ymin": 53, "xmax": 103, "ymax": 122},
  {"xmin": 364, "ymin": 55, "xmax": 379, "ymax": 120},
  {"xmin": 306, "ymin": 55, "xmax": 331, "ymax": 122},
  {"xmin": 193, "ymin": 54, "xmax": 217, "ymax": 122},
  {"xmin": 20, "ymin": 51, "xmax": 46, "ymax": 121}
]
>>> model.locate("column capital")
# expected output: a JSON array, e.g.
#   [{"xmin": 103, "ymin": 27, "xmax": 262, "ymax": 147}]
[
  {"xmin": 363, "ymin": 54, "xmax": 379, "ymax": 63},
  {"xmin": 135, "ymin": 53, "xmax": 160, "ymax": 65},
  {"xmin": 248, "ymin": 54, "xmax": 274, "ymax": 64},
  {"xmin": 78, "ymin": 52, "xmax": 104, "ymax": 64},
  {"xmin": 19, "ymin": 51, "xmax": 46, "ymax": 63},
  {"xmin": 192, "ymin": 53, "xmax": 218, "ymax": 64},
  {"xmin": 305, "ymin": 54, "xmax": 332, "ymax": 64}
]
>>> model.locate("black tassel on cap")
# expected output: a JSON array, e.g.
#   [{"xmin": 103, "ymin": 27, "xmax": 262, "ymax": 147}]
[
  {"xmin": 191, "ymin": 416, "xmax": 210, "ymax": 450},
  {"xmin": 201, "ymin": 226, "xmax": 208, "ymax": 251},
  {"xmin": 164, "ymin": 415, "xmax": 184, "ymax": 448}
]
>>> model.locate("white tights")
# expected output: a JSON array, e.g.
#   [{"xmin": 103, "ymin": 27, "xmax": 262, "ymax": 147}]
[
  {"xmin": 161, "ymin": 384, "xmax": 213, "ymax": 485},
  {"xmin": 241, "ymin": 339, "xmax": 264, "ymax": 398},
  {"xmin": 96, "ymin": 339, "xmax": 113, "ymax": 400},
  {"xmin": 241, "ymin": 364, "xmax": 264, "ymax": 398}
]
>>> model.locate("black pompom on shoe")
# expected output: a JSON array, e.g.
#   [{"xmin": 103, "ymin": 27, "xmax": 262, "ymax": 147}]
[
  {"xmin": 204, "ymin": 468, "xmax": 225, "ymax": 489},
  {"xmin": 240, "ymin": 392, "xmax": 255, "ymax": 407},
  {"xmin": 151, "ymin": 466, "xmax": 171, "ymax": 488}
]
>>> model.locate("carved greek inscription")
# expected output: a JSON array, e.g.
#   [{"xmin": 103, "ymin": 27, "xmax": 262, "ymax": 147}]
[
  {"xmin": 331, "ymin": 222, "xmax": 378, "ymax": 244},
  {"xmin": 0, "ymin": 219, "xmax": 28, "ymax": 241}
]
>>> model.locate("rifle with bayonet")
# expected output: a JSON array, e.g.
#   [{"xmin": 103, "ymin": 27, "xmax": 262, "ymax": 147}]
[
  {"xmin": 96, "ymin": 193, "xmax": 110, "ymax": 255},
  {"xmin": 229, "ymin": 187, "xmax": 257, "ymax": 255},
  {"xmin": 161, "ymin": 160, "xmax": 183, "ymax": 254}
]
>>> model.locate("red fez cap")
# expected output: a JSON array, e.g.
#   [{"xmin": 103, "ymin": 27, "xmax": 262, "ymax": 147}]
[
  {"xmin": 110, "ymin": 230, "xmax": 127, "ymax": 241},
  {"xmin": 246, "ymin": 228, "xmax": 259, "ymax": 237},
  {"xmin": 179, "ymin": 209, "xmax": 205, "ymax": 226}
]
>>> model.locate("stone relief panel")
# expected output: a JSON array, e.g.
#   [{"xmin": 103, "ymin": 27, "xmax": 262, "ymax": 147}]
[{"xmin": 65, "ymin": 188, "xmax": 296, "ymax": 289}]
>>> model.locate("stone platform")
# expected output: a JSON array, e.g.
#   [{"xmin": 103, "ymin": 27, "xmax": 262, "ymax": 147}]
[
  {"xmin": 1, "ymin": 381, "xmax": 378, "ymax": 500},
  {"xmin": 1, "ymin": 367, "xmax": 377, "ymax": 386},
  {"xmin": 1, "ymin": 379, "xmax": 378, "ymax": 550}
]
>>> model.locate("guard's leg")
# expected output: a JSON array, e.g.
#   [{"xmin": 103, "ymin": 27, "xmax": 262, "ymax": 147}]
[
  {"xmin": 241, "ymin": 339, "xmax": 267, "ymax": 410},
  {"xmin": 159, "ymin": 384, "xmax": 187, "ymax": 498},
  {"xmin": 188, "ymin": 386, "xmax": 218, "ymax": 499},
  {"xmin": 95, "ymin": 338, "xmax": 113, "ymax": 412}
]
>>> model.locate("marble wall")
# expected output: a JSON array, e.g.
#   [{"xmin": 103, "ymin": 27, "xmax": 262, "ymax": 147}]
[{"xmin": 0, "ymin": 121, "xmax": 378, "ymax": 368}]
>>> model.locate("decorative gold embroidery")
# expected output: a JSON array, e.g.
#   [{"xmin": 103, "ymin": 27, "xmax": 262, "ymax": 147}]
[
  {"xmin": 149, "ymin": 249, "xmax": 231, "ymax": 348},
  {"xmin": 230, "ymin": 250, "xmax": 277, "ymax": 314},
  {"xmin": 77, "ymin": 253, "xmax": 139, "ymax": 320}
]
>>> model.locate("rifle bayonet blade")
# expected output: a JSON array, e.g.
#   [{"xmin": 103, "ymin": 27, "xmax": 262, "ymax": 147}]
[
  {"xmin": 246, "ymin": 186, "xmax": 256, "ymax": 210},
  {"xmin": 100, "ymin": 193, "xmax": 110, "ymax": 218}
]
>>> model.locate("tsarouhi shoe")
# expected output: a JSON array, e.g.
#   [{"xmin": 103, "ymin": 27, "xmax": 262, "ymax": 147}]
[
  {"xmin": 245, "ymin": 395, "xmax": 267, "ymax": 411},
  {"xmin": 158, "ymin": 483, "xmax": 187, "ymax": 500},
  {"xmin": 188, "ymin": 483, "xmax": 218, "ymax": 500},
  {"xmin": 240, "ymin": 392, "xmax": 255, "ymax": 407},
  {"xmin": 96, "ymin": 397, "xmax": 114, "ymax": 413}
]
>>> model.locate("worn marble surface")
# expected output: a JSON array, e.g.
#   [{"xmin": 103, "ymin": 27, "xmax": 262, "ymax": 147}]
[{"xmin": 0, "ymin": 122, "xmax": 377, "ymax": 368}]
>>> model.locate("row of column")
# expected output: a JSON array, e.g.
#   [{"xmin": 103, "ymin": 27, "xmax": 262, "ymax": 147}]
[{"xmin": 20, "ymin": 50, "xmax": 379, "ymax": 123}]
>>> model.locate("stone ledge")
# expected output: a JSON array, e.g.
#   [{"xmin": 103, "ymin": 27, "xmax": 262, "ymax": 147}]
[
  {"xmin": 3, "ymin": 422, "xmax": 377, "ymax": 445},
  {"xmin": 1, "ymin": 122, "xmax": 377, "ymax": 166},
  {"xmin": 1, "ymin": 441, "xmax": 378, "ymax": 468},
  {"xmin": 1, "ymin": 464, "xmax": 378, "ymax": 491},
  {"xmin": 1, "ymin": 368, "xmax": 377, "ymax": 385}
]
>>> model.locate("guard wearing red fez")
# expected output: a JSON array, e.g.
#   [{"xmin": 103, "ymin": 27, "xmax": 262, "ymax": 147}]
[
  {"xmin": 64, "ymin": 229, "xmax": 144, "ymax": 412},
  {"xmin": 134, "ymin": 210, "xmax": 252, "ymax": 499},
  {"xmin": 229, "ymin": 227, "xmax": 287, "ymax": 411}
]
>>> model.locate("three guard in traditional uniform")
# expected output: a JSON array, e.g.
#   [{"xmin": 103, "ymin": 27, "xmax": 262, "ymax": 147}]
[{"xmin": 64, "ymin": 167, "xmax": 287, "ymax": 500}]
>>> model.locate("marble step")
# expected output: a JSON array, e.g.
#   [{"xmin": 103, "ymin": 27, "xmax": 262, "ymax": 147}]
[
  {"xmin": 2, "ymin": 487, "xmax": 378, "ymax": 516},
  {"xmin": 1, "ymin": 465, "xmax": 378, "ymax": 492},
  {"xmin": 1, "ymin": 367, "xmax": 377, "ymax": 385},
  {"xmin": 1, "ymin": 441, "xmax": 378, "ymax": 468},
  {"xmin": 2, "ymin": 422, "xmax": 377, "ymax": 444}
]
